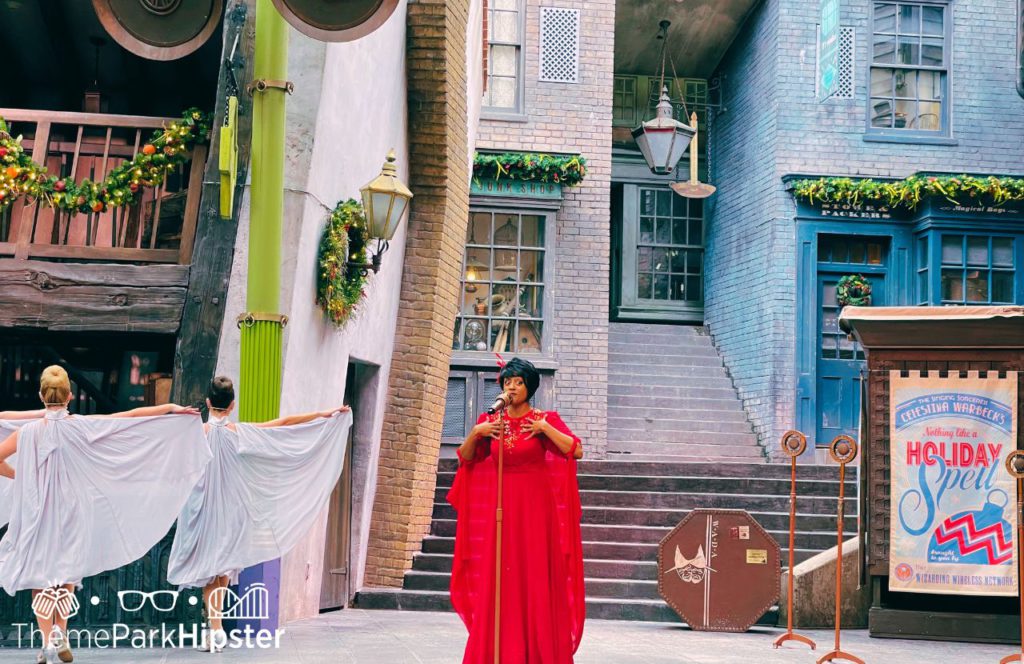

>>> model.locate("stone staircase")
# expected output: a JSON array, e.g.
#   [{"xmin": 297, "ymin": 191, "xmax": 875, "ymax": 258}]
[
  {"xmin": 607, "ymin": 322, "xmax": 765, "ymax": 462},
  {"xmin": 355, "ymin": 458, "xmax": 857, "ymax": 622}
]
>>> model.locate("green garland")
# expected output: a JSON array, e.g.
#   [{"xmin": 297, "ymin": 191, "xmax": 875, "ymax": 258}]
[
  {"xmin": 317, "ymin": 198, "xmax": 370, "ymax": 327},
  {"xmin": 792, "ymin": 174, "xmax": 1024, "ymax": 210},
  {"xmin": 837, "ymin": 274, "xmax": 872, "ymax": 307},
  {"xmin": 0, "ymin": 108, "xmax": 211, "ymax": 214},
  {"xmin": 473, "ymin": 152, "xmax": 587, "ymax": 187}
]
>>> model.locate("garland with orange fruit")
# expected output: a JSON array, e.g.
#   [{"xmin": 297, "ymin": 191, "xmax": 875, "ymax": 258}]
[{"xmin": 0, "ymin": 108, "xmax": 210, "ymax": 215}]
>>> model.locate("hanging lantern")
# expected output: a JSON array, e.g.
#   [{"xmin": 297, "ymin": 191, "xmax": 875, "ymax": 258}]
[{"xmin": 632, "ymin": 86, "xmax": 695, "ymax": 175}]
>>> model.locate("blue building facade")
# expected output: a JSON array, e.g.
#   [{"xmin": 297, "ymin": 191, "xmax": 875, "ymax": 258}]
[{"xmin": 706, "ymin": 0, "xmax": 1024, "ymax": 458}]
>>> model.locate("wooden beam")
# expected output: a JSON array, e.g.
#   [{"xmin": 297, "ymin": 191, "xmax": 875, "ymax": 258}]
[
  {"xmin": 0, "ymin": 259, "xmax": 188, "ymax": 333},
  {"xmin": 171, "ymin": 6, "xmax": 256, "ymax": 408}
]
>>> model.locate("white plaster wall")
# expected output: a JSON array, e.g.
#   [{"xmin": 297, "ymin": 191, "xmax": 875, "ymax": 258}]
[
  {"xmin": 215, "ymin": 0, "xmax": 409, "ymax": 624},
  {"xmin": 465, "ymin": 0, "xmax": 485, "ymax": 162}
]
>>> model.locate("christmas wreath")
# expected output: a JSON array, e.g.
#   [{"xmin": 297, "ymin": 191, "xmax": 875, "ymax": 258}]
[
  {"xmin": 837, "ymin": 274, "xmax": 872, "ymax": 307},
  {"xmin": 316, "ymin": 198, "xmax": 370, "ymax": 327},
  {"xmin": 0, "ymin": 108, "xmax": 210, "ymax": 214}
]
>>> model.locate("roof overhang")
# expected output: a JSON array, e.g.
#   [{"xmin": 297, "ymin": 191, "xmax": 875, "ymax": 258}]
[{"xmin": 839, "ymin": 306, "xmax": 1024, "ymax": 349}]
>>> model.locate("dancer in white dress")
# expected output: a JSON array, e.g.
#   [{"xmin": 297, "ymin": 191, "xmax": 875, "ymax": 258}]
[
  {"xmin": 167, "ymin": 376, "xmax": 351, "ymax": 652},
  {"xmin": 0, "ymin": 366, "xmax": 211, "ymax": 664},
  {"xmin": 0, "ymin": 410, "xmax": 44, "ymax": 527}
]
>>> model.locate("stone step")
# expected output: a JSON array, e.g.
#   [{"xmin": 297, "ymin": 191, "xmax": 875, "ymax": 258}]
[
  {"xmin": 578, "ymin": 506, "xmax": 854, "ymax": 531},
  {"xmin": 606, "ymin": 329, "xmax": 712, "ymax": 344},
  {"xmin": 610, "ymin": 322, "xmax": 707, "ymax": 337},
  {"xmin": 407, "ymin": 548, "xmax": 825, "ymax": 578},
  {"xmin": 608, "ymin": 414, "xmax": 753, "ymax": 431},
  {"xmin": 607, "ymin": 431, "xmax": 760, "ymax": 446},
  {"xmin": 606, "ymin": 450, "xmax": 770, "ymax": 461},
  {"xmin": 604, "ymin": 444, "xmax": 765, "ymax": 462},
  {"xmin": 576, "ymin": 475, "xmax": 846, "ymax": 496},
  {"xmin": 608, "ymin": 384, "xmax": 741, "ymax": 399},
  {"xmin": 609, "ymin": 343, "xmax": 722, "ymax": 358},
  {"xmin": 435, "ymin": 458, "xmax": 851, "ymax": 481},
  {"xmin": 355, "ymin": 587, "xmax": 452, "ymax": 612},
  {"xmin": 579, "ymin": 490, "xmax": 854, "ymax": 512},
  {"xmin": 608, "ymin": 395, "xmax": 750, "ymax": 412},
  {"xmin": 610, "ymin": 358, "xmax": 724, "ymax": 372},
  {"xmin": 582, "ymin": 578, "xmax": 660, "ymax": 600},
  {"xmin": 420, "ymin": 528, "xmax": 842, "ymax": 557},
  {"xmin": 431, "ymin": 502, "xmax": 857, "ymax": 530},
  {"xmin": 608, "ymin": 407, "xmax": 751, "ymax": 424},
  {"xmin": 609, "ymin": 372, "xmax": 734, "ymax": 386},
  {"xmin": 435, "ymin": 471, "xmax": 851, "ymax": 496},
  {"xmin": 355, "ymin": 587, "xmax": 765, "ymax": 625}
]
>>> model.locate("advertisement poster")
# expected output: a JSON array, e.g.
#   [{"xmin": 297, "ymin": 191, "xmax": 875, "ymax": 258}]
[{"xmin": 889, "ymin": 370, "xmax": 1018, "ymax": 595}]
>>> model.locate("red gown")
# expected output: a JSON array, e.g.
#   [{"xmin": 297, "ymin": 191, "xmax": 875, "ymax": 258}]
[{"xmin": 447, "ymin": 409, "xmax": 585, "ymax": 664}]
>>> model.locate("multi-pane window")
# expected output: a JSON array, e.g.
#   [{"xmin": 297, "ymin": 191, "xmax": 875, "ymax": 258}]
[
  {"xmin": 612, "ymin": 76, "xmax": 638, "ymax": 125},
  {"xmin": 939, "ymin": 235, "xmax": 1016, "ymax": 304},
  {"xmin": 453, "ymin": 209, "xmax": 548, "ymax": 354},
  {"xmin": 916, "ymin": 235, "xmax": 929, "ymax": 304},
  {"xmin": 636, "ymin": 188, "xmax": 703, "ymax": 304},
  {"xmin": 484, "ymin": 0, "xmax": 523, "ymax": 110},
  {"xmin": 870, "ymin": 2, "xmax": 948, "ymax": 133},
  {"xmin": 645, "ymin": 78, "xmax": 709, "ymax": 128}
]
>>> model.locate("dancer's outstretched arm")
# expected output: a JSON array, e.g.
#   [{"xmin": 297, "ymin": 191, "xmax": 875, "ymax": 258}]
[
  {"xmin": 0, "ymin": 431, "xmax": 18, "ymax": 479},
  {"xmin": 105, "ymin": 404, "xmax": 199, "ymax": 419},
  {"xmin": 0, "ymin": 410, "xmax": 44, "ymax": 420},
  {"xmin": 255, "ymin": 405, "xmax": 349, "ymax": 428}
]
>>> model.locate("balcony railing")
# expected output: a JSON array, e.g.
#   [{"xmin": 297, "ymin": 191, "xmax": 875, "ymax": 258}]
[{"xmin": 0, "ymin": 109, "xmax": 207, "ymax": 265}]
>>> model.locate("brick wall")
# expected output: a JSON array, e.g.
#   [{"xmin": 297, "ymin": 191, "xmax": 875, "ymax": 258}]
[
  {"xmin": 704, "ymin": 0, "xmax": 789, "ymax": 455},
  {"xmin": 706, "ymin": 0, "xmax": 1024, "ymax": 455},
  {"xmin": 364, "ymin": 0, "xmax": 473, "ymax": 587},
  {"xmin": 475, "ymin": 0, "xmax": 615, "ymax": 456}
]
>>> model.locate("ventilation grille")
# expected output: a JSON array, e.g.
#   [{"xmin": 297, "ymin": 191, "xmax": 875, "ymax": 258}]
[
  {"xmin": 837, "ymin": 27, "xmax": 855, "ymax": 99},
  {"xmin": 539, "ymin": 7, "xmax": 580, "ymax": 83}
]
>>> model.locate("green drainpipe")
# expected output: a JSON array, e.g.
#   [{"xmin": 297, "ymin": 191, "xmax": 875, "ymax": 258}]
[{"xmin": 238, "ymin": 0, "xmax": 289, "ymax": 631}]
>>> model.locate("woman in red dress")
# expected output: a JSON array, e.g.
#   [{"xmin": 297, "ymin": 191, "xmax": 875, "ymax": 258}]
[{"xmin": 447, "ymin": 357, "xmax": 585, "ymax": 663}]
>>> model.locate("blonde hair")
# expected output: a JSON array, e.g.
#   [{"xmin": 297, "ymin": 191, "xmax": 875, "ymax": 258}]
[{"xmin": 40, "ymin": 365, "xmax": 71, "ymax": 406}]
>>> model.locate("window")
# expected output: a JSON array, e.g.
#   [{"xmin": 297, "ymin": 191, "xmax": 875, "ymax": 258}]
[
  {"xmin": 453, "ymin": 209, "xmax": 550, "ymax": 354},
  {"xmin": 636, "ymin": 188, "xmax": 704, "ymax": 304},
  {"xmin": 441, "ymin": 369, "xmax": 550, "ymax": 448},
  {"xmin": 938, "ymin": 235, "xmax": 1016, "ymax": 304},
  {"xmin": 612, "ymin": 76, "xmax": 638, "ymax": 125},
  {"xmin": 916, "ymin": 235, "xmax": 930, "ymax": 304},
  {"xmin": 484, "ymin": 0, "xmax": 523, "ymax": 111},
  {"xmin": 869, "ymin": 2, "xmax": 948, "ymax": 134}
]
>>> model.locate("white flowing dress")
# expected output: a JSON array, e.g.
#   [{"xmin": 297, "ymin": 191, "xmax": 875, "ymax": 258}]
[
  {"xmin": 0, "ymin": 410, "xmax": 211, "ymax": 594},
  {"xmin": 0, "ymin": 419, "xmax": 32, "ymax": 527},
  {"xmin": 167, "ymin": 411, "xmax": 352, "ymax": 588}
]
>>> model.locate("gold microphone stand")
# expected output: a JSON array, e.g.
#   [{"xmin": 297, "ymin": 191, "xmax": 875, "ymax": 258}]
[
  {"xmin": 1000, "ymin": 450, "xmax": 1024, "ymax": 664},
  {"xmin": 773, "ymin": 430, "xmax": 816, "ymax": 650},
  {"xmin": 817, "ymin": 435, "xmax": 863, "ymax": 664},
  {"xmin": 493, "ymin": 404, "xmax": 506, "ymax": 664}
]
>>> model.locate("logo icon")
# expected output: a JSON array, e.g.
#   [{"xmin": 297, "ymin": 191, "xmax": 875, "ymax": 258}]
[
  {"xmin": 894, "ymin": 562, "xmax": 913, "ymax": 582},
  {"xmin": 117, "ymin": 590, "xmax": 181, "ymax": 613},
  {"xmin": 209, "ymin": 583, "xmax": 269, "ymax": 620},
  {"xmin": 665, "ymin": 545, "xmax": 716, "ymax": 584},
  {"xmin": 31, "ymin": 587, "xmax": 80, "ymax": 621}
]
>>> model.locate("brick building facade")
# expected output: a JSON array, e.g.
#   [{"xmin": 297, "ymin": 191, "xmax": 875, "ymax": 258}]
[{"xmin": 707, "ymin": 0, "xmax": 1024, "ymax": 459}]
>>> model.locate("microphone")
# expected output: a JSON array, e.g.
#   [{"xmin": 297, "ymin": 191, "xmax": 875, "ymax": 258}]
[{"xmin": 487, "ymin": 392, "xmax": 511, "ymax": 414}]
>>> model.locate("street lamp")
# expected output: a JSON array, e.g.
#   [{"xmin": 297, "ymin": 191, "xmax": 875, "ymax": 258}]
[
  {"xmin": 349, "ymin": 150, "xmax": 413, "ymax": 275},
  {"xmin": 632, "ymin": 87, "xmax": 696, "ymax": 175}
]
